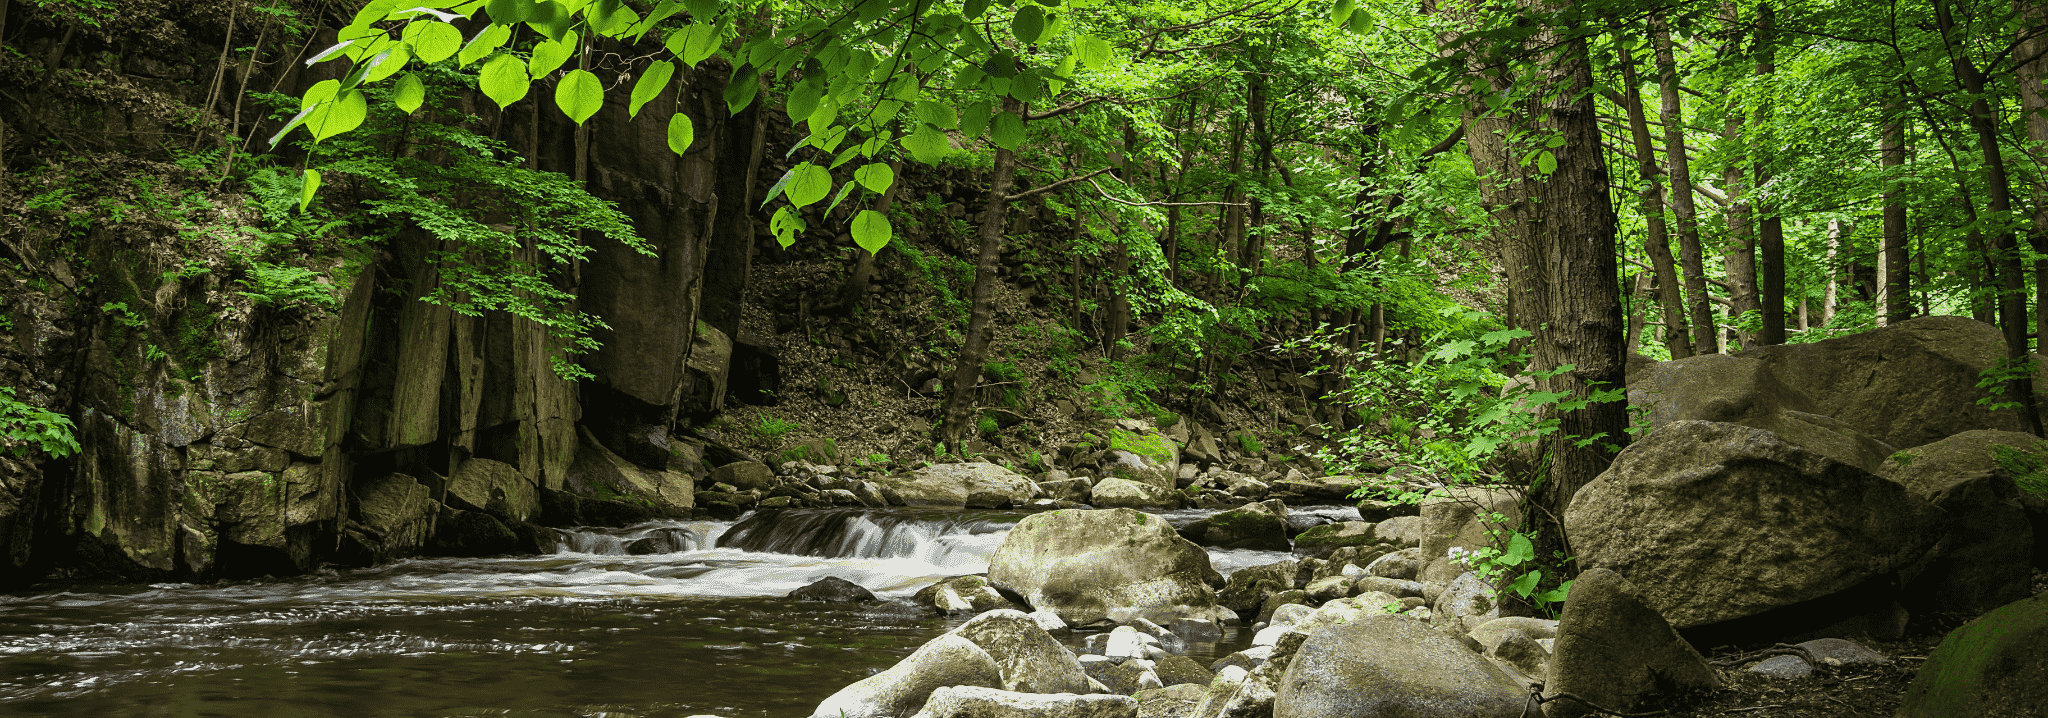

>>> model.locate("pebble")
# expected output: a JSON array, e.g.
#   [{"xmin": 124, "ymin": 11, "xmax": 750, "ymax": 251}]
[{"xmin": 1747, "ymin": 655, "xmax": 1814, "ymax": 679}]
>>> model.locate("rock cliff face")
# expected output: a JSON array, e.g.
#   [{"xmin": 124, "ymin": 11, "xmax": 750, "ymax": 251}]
[{"xmin": 0, "ymin": 27, "xmax": 760, "ymax": 584}]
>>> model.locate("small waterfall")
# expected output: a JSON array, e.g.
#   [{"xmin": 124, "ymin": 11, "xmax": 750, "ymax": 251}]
[
  {"xmin": 715, "ymin": 509, "xmax": 1013, "ymax": 568},
  {"xmin": 552, "ymin": 521, "xmax": 721, "ymax": 556}
]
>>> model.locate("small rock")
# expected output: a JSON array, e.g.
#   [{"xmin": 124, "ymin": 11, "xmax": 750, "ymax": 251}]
[
  {"xmin": 909, "ymin": 686, "xmax": 1138, "ymax": 718},
  {"xmin": 788, "ymin": 576, "xmax": 878, "ymax": 603},
  {"xmin": 1747, "ymin": 655, "xmax": 1813, "ymax": 679},
  {"xmin": 1793, "ymin": 637, "xmax": 1889, "ymax": 666},
  {"xmin": 1154, "ymin": 655, "xmax": 1214, "ymax": 687}
]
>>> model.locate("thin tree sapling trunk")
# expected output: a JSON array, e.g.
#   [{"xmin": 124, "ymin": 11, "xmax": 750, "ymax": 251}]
[{"xmin": 1654, "ymin": 16, "xmax": 1718, "ymax": 354}]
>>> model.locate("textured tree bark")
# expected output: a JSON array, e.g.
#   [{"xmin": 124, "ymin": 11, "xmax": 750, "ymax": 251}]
[
  {"xmin": 1882, "ymin": 97, "xmax": 1911, "ymax": 325},
  {"xmin": 1617, "ymin": 41, "xmax": 1691, "ymax": 358},
  {"xmin": 1718, "ymin": 2, "xmax": 1759, "ymax": 347},
  {"xmin": 1754, "ymin": 2, "xmax": 1785, "ymax": 345},
  {"xmin": 938, "ymin": 98, "xmax": 1025, "ymax": 452},
  {"xmin": 2017, "ymin": 1, "xmax": 2048, "ymax": 350},
  {"xmin": 1653, "ymin": 17, "xmax": 1718, "ymax": 354}
]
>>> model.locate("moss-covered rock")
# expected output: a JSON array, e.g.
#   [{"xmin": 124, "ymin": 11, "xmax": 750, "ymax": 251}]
[
  {"xmin": 988, "ymin": 508, "xmax": 1227, "ymax": 626},
  {"xmin": 1898, "ymin": 590, "xmax": 2048, "ymax": 718}
]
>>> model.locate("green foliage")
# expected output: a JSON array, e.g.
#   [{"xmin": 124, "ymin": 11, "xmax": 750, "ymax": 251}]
[
  {"xmin": 1990, "ymin": 443, "xmax": 2048, "ymax": 498},
  {"xmin": 1445, "ymin": 515, "xmax": 1573, "ymax": 618},
  {"xmin": 0, "ymin": 388, "xmax": 80, "ymax": 459},
  {"xmin": 1975, "ymin": 356, "xmax": 2037, "ymax": 413},
  {"xmin": 753, "ymin": 414, "xmax": 799, "ymax": 441},
  {"xmin": 1236, "ymin": 432, "xmax": 1265, "ymax": 456},
  {"xmin": 237, "ymin": 262, "xmax": 340, "ymax": 311}
]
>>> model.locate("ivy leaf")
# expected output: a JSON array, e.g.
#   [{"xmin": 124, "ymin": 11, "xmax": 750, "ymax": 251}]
[
  {"xmin": 392, "ymin": 73, "xmax": 426, "ymax": 113},
  {"xmin": 851, "ymin": 210, "xmax": 892, "ymax": 255},
  {"xmin": 298, "ymin": 169, "xmax": 322, "ymax": 213},
  {"xmin": 457, "ymin": 23, "xmax": 511, "ymax": 67},
  {"xmin": 530, "ymin": 36, "xmax": 575, "ymax": 77},
  {"xmin": 1537, "ymin": 150, "xmax": 1558, "ymax": 175},
  {"xmin": 989, "ymin": 111, "xmax": 1026, "ymax": 150},
  {"xmin": 853, "ymin": 162, "xmax": 894, "ymax": 193},
  {"xmin": 479, "ymin": 53, "xmax": 529, "ymax": 109},
  {"xmin": 630, "ymin": 60, "xmax": 675, "ymax": 118},
  {"xmin": 667, "ymin": 113, "xmax": 695, "ymax": 155},
  {"xmin": 902, "ymin": 124, "xmax": 950, "ymax": 163},
  {"xmin": 308, "ymin": 88, "xmax": 368, "ymax": 142},
  {"xmin": 769, "ymin": 206, "xmax": 806, "ymax": 248},
  {"xmin": 556, "ymin": 69, "xmax": 604, "ymax": 125},
  {"xmin": 403, "ymin": 21, "xmax": 463, "ymax": 63},
  {"xmin": 1010, "ymin": 5, "xmax": 1046, "ymax": 45},
  {"xmin": 915, "ymin": 100, "xmax": 957, "ymax": 129},
  {"xmin": 784, "ymin": 162, "xmax": 832, "ymax": 208}
]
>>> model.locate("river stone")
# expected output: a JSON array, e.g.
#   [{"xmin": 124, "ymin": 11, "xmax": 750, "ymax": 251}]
[
  {"xmin": 1177, "ymin": 502, "xmax": 1290, "ymax": 551},
  {"xmin": 951, "ymin": 609, "xmax": 1091, "ymax": 694},
  {"xmin": 1289, "ymin": 521, "xmax": 1375, "ymax": 557},
  {"xmin": 1566, "ymin": 420, "xmax": 1947, "ymax": 630},
  {"xmin": 879, "ymin": 462, "xmax": 1037, "ymax": 509},
  {"xmin": 1090, "ymin": 479, "xmax": 1179, "ymax": 510},
  {"xmin": 1218, "ymin": 559, "xmax": 1296, "ymax": 614},
  {"xmin": 1879, "ymin": 430, "xmax": 2038, "ymax": 618},
  {"xmin": 1303, "ymin": 575, "xmax": 1351, "ymax": 603},
  {"xmin": 1039, "ymin": 477, "xmax": 1094, "ymax": 503},
  {"xmin": 1469, "ymin": 617, "xmax": 1560, "ymax": 652},
  {"xmin": 989, "ymin": 508, "xmax": 1225, "ymax": 626},
  {"xmin": 1491, "ymin": 628, "xmax": 1550, "ymax": 682},
  {"xmin": 1272, "ymin": 614, "xmax": 1525, "ymax": 718},
  {"xmin": 1433, "ymin": 571, "xmax": 1501, "ymax": 632},
  {"xmin": 564, "ymin": 427, "xmax": 696, "ymax": 516},
  {"xmin": 812, "ymin": 634, "xmax": 1003, "ymax": 718},
  {"xmin": 1257, "ymin": 590, "xmax": 1310, "ymax": 624},
  {"xmin": 354, "ymin": 473, "xmax": 435, "ymax": 558},
  {"xmin": 709, "ymin": 461, "xmax": 776, "ymax": 492},
  {"xmin": 1542, "ymin": 568, "xmax": 1718, "ymax": 718},
  {"xmin": 1266, "ymin": 475, "xmax": 1371, "ymax": 504},
  {"xmin": 790, "ymin": 576, "xmax": 879, "ymax": 603},
  {"xmin": 1746, "ymin": 655, "xmax": 1813, "ymax": 679},
  {"xmin": 1417, "ymin": 487, "xmax": 1521, "ymax": 594},
  {"xmin": 1364, "ymin": 547, "xmax": 1421, "ymax": 580},
  {"xmin": 1897, "ymin": 590, "xmax": 2048, "ymax": 718},
  {"xmin": 1103, "ymin": 429, "xmax": 1181, "ymax": 490},
  {"xmin": 915, "ymin": 575, "xmax": 1021, "ymax": 616},
  {"xmin": 1626, "ymin": 351, "xmax": 1899, "ymax": 471},
  {"xmin": 1155, "ymin": 655, "xmax": 1214, "ymax": 687},
  {"xmin": 1794, "ymin": 637, "xmax": 1889, "ymax": 666},
  {"xmin": 1370, "ymin": 516, "xmax": 1425, "ymax": 548},
  {"xmin": 447, "ymin": 457, "xmax": 540, "ymax": 522},
  {"xmin": 1353, "ymin": 576, "xmax": 1422, "ymax": 599},
  {"xmin": 910, "ymin": 686, "xmax": 1139, "ymax": 718}
]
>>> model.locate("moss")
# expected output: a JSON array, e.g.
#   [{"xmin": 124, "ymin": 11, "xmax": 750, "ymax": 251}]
[
  {"xmin": 1990, "ymin": 443, "xmax": 2048, "ymax": 498},
  {"xmin": 1109, "ymin": 429, "xmax": 1172, "ymax": 464}
]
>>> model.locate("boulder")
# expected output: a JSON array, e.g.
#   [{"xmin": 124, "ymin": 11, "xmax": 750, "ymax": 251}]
[
  {"xmin": 1566, "ymin": 421, "xmax": 1947, "ymax": 632},
  {"xmin": 1469, "ymin": 617, "xmax": 1560, "ymax": 653},
  {"xmin": 1272, "ymin": 614, "xmax": 1526, "ymax": 718},
  {"xmin": 812, "ymin": 634, "xmax": 1003, "ymax": 718},
  {"xmin": 1542, "ymin": 568, "xmax": 1718, "ymax": 718},
  {"xmin": 1879, "ymin": 430, "xmax": 2038, "ymax": 617},
  {"xmin": 446, "ymin": 457, "xmax": 541, "ymax": 522},
  {"xmin": 789, "ymin": 576, "xmax": 879, "ymax": 603},
  {"xmin": 1418, "ymin": 487, "xmax": 1520, "ymax": 592},
  {"xmin": 1184, "ymin": 426, "xmax": 1224, "ymax": 467},
  {"xmin": 1746, "ymin": 655, "xmax": 1812, "ymax": 679},
  {"xmin": 1103, "ymin": 429, "xmax": 1182, "ymax": 489},
  {"xmin": 880, "ymin": 462, "xmax": 1037, "ymax": 509},
  {"xmin": 916, "ymin": 575, "xmax": 1022, "ymax": 616},
  {"xmin": 1154, "ymin": 655, "xmax": 1214, "ymax": 687},
  {"xmin": 1178, "ymin": 502, "xmax": 1291, "ymax": 550},
  {"xmin": 1257, "ymin": 590, "xmax": 1310, "ymax": 624},
  {"xmin": 1039, "ymin": 477, "xmax": 1094, "ymax": 503},
  {"xmin": 1897, "ymin": 590, "xmax": 2048, "ymax": 718},
  {"xmin": 1370, "ymin": 516, "xmax": 1426, "ymax": 547},
  {"xmin": 1365, "ymin": 547, "xmax": 1422, "ymax": 581},
  {"xmin": 989, "ymin": 508, "xmax": 1226, "ymax": 626},
  {"xmin": 949, "ymin": 609, "xmax": 1091, "ymax": 694},
  {"xmin": 563, "ymin": 427, "xmax": 696, "ymax": 516},
  {"xmin": 1218, "ymin": 560, "xmax": 1297, "ymax": 614},
  {"xmin": 709, "ymin": 461, "xmax": 776, "ymax": 492},
  {"xmin": 428, "ymin": 508, "xmax": 524, "ymax": 557},
  {"xmin": 910, "ymin": 686, "xmax": 1138, "ymax": 718},
  {"xmin": 1090, "ymin": 479, "xmax": 1180, "ymax": 510},
  {"xmin": 679, "ymin": 320, "xmax": 732, "ymax": 416},
  {"xmin": 1432, "ymin": 571, "xmax": 1501, "ymax": 632},
  {"xmin": 1627, "ymin": 351, "xmax": 1898, "ymax": 471},
  {"xmin": 1267, "ymin": 475, "xmax": 1372, "ymax": 504},
  {"xmin": 1490, "ymin": 629, "xmax": 1550, "ymax": 681},
  {"xmin": 350, "ymin": 473, "xmax": 434, "ymax": 560},
  {"xmin": 1289, "ymin": 521, "xmax": 1376, "ymax": 557}
]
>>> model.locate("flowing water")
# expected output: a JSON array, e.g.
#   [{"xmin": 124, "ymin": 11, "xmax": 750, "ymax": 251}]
[{"xmin": 0, "ymin": 506, "xmax": 1327, "ymax": 717}]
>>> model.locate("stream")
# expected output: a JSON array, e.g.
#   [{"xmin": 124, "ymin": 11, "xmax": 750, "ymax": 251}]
[{"xmin": 0, "ymin": 506, "xmax": 1345, "ymax": 716}]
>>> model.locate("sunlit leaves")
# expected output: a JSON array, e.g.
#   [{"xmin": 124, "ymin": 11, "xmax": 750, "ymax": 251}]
[
  {"xmin": 851, "ymin": 210, "xmax": 892, "ymax": 255},
  {"xmin": 667, "ymin": 113, "xmax": 695, "ymax": 155},
  {"xmin": 684, "ymin": 0, "xmax": 719, "ymax": 20},
  {"xmin": 1073, "ymin": 35, "xmax": 1112, "ymax": 69},
  {"xmin": 964, "ymin": 0, "xmax": 991, "ymax": 19},
  {"xmin": 392, "ymin": 72, "xmax": 426, "ymax": 113},
  {"xmin": 556, "ymin": 69, "xmax": 604, "ymax": 124},
  {"xmin": 989, "ymin": 111, "xmax": 1026, "ymax": 150},
  {"xmin": 724, "ymin": 64, "xmax": 760, "ymax": 114},
  {"xmin": 915, "ymin": 101, "xmax": 957, "ymax": 129},
  {"xmin": 308, "ymin": 88, "xmax": 368, "ymax": 142},
  {"xmin": 403, "ymin": 21, "xmax": 463, "ymax": 63},
  {"xmin": 784, "ymin": 162, "xmax": 832, "ymax": 207},
  {"xmin": 902, "ymin": 124, "xmax": 950, "ymax": 163},
  {"xmin": 525, "ymin": 0, "xmax": 575, "ymax": 42},
  {"xmin": 1011, "ymin": 5, "xmax": 1047, "ymax": 45},
  {"xmin": 529, "ymin": 36, "xmax": 576, "ymax": 77},
  {"xmin": 484, "ymin": 0, "xmax": 533, "ymax": 24},
  {"xmin": 960, "ymin": 100, "xmax": 992, "ymax": 137},
  {"xmin": 361, "ymin": 45, "xmax": 411, "ymax": 84},
  {"xmin": 769, "ymin": 206, "xmax": 806, "ymax": 247},
  {"xmin": 786, "ymin": 78, "xmax": 824, "ymax": 123},
  {"xmin": 853, "ymin": 162, "xmax": 894, "ymax": 193},
  {"xmin": 667, "ymin": 21, "xmax": 720, "ymax": 68},
  {"xmin": 457, "ymin": 23, "xmax": 510, "ymax": 66},
  {"xmin": 630, "ymin": 60, "xmax": 675, "ymax": 118},
  {"xmin": 298, "ymin": 169, "xmax": 322, "ymax": 213},
  {"xmin": 479, "ymin": 53, "xmax": 530, "ymax": 109}
]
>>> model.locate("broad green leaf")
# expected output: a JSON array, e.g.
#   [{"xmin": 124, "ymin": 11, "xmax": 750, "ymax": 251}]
[
  {"xmin": 344, "ymin": 34, "xmax": 396, "ymax": 64},
  {"xmin": 632, "ymin": 0, "xmax": 682, "ymax": 38},
  {"xmin": 785, "ymin": 79, "xmax": 824, "ymax": 123},
  {"xmin": 960, "ymin": 99, "xmax": 992, "ymax": 137},
  {"xmin": 591, "ymin": 0, "xmax": 639, "ymax": 35},
  {"xmin": 1077, "ymin": 35, "xmax": 1114, "ymax": 68},
  {"xmin": 1330, "ymin": 0, "xmax": 1354, "ymax": 24},
  {"xmin": 1506, "ymin": 569, "xmax": 1541, "ymax": 596},
  {"xmin": 308, "ymin": 89, "xmax": 368, "ymax": 142},
  {"xmin": 526, "ymin": 0, "xmax": 575, "ymax": 42},
  {"xmin": 556, "ymin": 69, "xmax": 604, "ymax": 124},
  {"xmin": 1347, "ymin": 5, "xmax": 1373, "ymax": 33},
  {"xmin": 989, "ymin": 111, "xmax": 1025, "ymax": 149},
  {"xmin": 830, "ymin": 143, "xmax": 863, "ymax": 169},
  {"xmin": 685, "ymin": 0, "xmax": 718, "ymax": 20},
  {"xmin": 667, "ymin": 113, "xmax": 695, "ymax": 155},
  {"xmin": 362, "ymin": 45, "xmax": 411, "ymax": 83},
  {"xmin": 784, "ymin": 163, "xmax": 832, "ymax": 207},
  {"xmin": 1503, "ymin": 533, "xmax": 1535, "ymax": 566},
  {"xmin": 851, "ymin": 210, "xmax": 891, "ymax": 255},
  {"xmin": 484, "ymin": 0, "xmax": 533, "ymax": 23},
  {"xmin": 1010, "ymin": 4, "xmax": 1045, "ymax": 43},
  {"xmin": 1055, "ymin": 51, "xmax": 1077, "ymax": 79},
  {"xmin": 530, "ymin": 37, "xmax": 575, "ymax": 77},
  {"xmin": 303, "ymin": 79, "xmax": 342, "ymax": 108},
  {"xmin": 298, "ymin": 169, "xmax": 321, "ymax": 213},
  {"xmin": 479, "ymin": 53, "xmax": 530, "ymax": 109},
  {"xmin": 915, "ymin": 101, "xmax": 957, "ymax": 129},
  {"xmin": 351, "ymin": 0, "xmax": 405, "ymax": 28},
  {"xmin": 761, "ymin": 166, "xmax": 800, "ymax": 207},
  {"xmin": 1009, "ymin": 69, "xmax": 1041, "ymax": 103},
  {"xmin": 825, "ymin": 179, "xmax": 859, "ymax": 213},
  {"xmin": 953, "ymin": 65, "xmax": 987, "ymax": 91},
  {"xmin": 1536, "ymin": 150, "xmax": 1557, "ymax": 174},
  {"xmin": 681, "ymin": 21, "xmax": 719, "ymax": 66},
  {"xmin": 392, "ymin": 73, "xmax": 426, "ymax": 113},
  {"xmin": 1535, "ymin": 580, "xmax": 1573, "ymax": 604},
  {"xmin": 403, "ymin": 20, "xmax": 463, "ymax": 63},
  {"xmin": 306, "ymin": 39, "xmax": 358, "ymax": 66},
  {"xmin": 853, "ymin": 162, "xmax": 894, "ymax": 193},
  {"xmin": 723, "ymin": 64, "xmax": 759, "ymax": 114},
  {"xmin": 806, "ymin": 96, "xmax": 839, "ymax": 138},
  {"xmin": 869, "ymin": 99, "xmax": 904, "ymax": 126},
  {"xmin": 1430, "ymin": 339, "xmax": 1476, "ymax": 361},
  {"xmin": 630, "ymin": 60, "xmax": 675, "ymax": 118},
  {"xmin": 769, "ymin": 206, "xmax": 805, "ymax": 247},
  {"xmin": 902, "ymin": 124, "xmax": 950, "ymax": 163},
  {"xmin": 458, "ymin": 23, "xmax": 511, "ymax": 66},
  {"xmin": 964, "ymin": 0, "xmax": 991, "ymax": 19},
  {"xmin": 983, "ymin": 50, "xmax": 1019, "ymax": 78}
]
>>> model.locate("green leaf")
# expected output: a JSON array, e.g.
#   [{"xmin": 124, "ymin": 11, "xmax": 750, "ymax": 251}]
[
  {"xmin": 556, "ymin": 69, "xmax": 604, "ymax": 124},
  {"xmin": 1507, "ymin": 569, "xmax": 1541, "ymax": 596},
  {"xmin": 806, "ymin": 95, "xmax": 839, "ymax": 138},
  {"xmin": 485, "ymin": 0, "xmax": 533, "ymax": 23},
  {"xmin": 403, "ymin": 21, "xmax": 464, "ymax": 63},
  {"xmin": 630, "ymin": 60, "xmax": 675, "ymax": 118},
  {"xmin": 667, "ymin": 112, "xmax": 695, "ymax": 155},
  {"xmin": 1075, "ymin": 34, "xmax": 1111, "ymax": 68},
  {"xmin": 851, "ymin": 209, "xmax": 892, "ymax": 255},
  {"xmin": 902, "ymin": 124, "xmax": 950, "ymax": 163},
  {"xmin": 769, "ymin": 206, "xmax": 805, "ymax": 247},
  {"xmin": 303, "ymin": 78, "xmax": 342, "ymax": 108},
  {"xmin": 685, "ymin": 0, "xmax": 718, "ymax": 20},
  {"xmin": 479, "ymin": 53, "xmax": 530, "ymax": 109},
  {"xmin": 1503, "ymin": 532, "xmax": 1536, "ymax": 567},
  {"xmin": 308, "ymin": 89, "xmax": 368, "ymax": 142},
  {"xmin": 989, "ymin": 111, "xmax": 1025, "ymax": 149},
  {"xmin": 825, "ymin": 178, "xmax": 859, "ymax": 213},
  {"xmin": 853, "ymin": 162, "xmax": 894, "ymax": 194},
  {"xmin": 362, "ymin": 45, "xmax": 411, "ymax": 84},
  {"xmin": 785, "ymin": 163, "xmax": 832, "ymax": 208},
  {"xmin": 681, "ymin": 21, "xmax": 719, "ymax": 67},
  {"xmin": 298, "ymin": 169, "xmax": 322, "ymax": 213},
  {"xmin": 526, "ymin": 0, "xmax": 575, "ymax": 43},
  {"xmin": 761, "ymin": 166, "xmax": 799, "ymax": 207},
  {"xmin": 458, "ymin": 23, "xmax": 511, "ymax": 66},
  {"xmin": 1535, "ymin": 580, "xmax": 1573, "ymax": 604},
  {"xmin": 1010, "ymin": 5, "xmax": 1046, "ymax": 44},
  {"xmin": 1330, "ymin": 0, "xmax": 1354, "ymax": 24},
  {"xmin": 915, "ymin": 100, "xmax": 957, "ymax": 129},
  {"xmin": 530, "ymin": 36, "xmax": 575, "ymax": 77},
  {"xmin": 392, "ymin": 73, "xmax": 426, "ymax": 113},
  {"xmin": 785, "ymin": 78, "xmax": 824, "ymax": 123},
  {"xmin": 964, "ymin": 0, "xmax": 991, "ymax": 19},
  {"xmin": 1536, "ymin": 150, "xmax": 1557, "ymax": 174},
  {"xmin": 1008, "ymin": 69, "xmax": 1041, "ymax": 103},
  {"xmin": 1347, "ymin": 5, "xmax": 1373, "ymax": 33},
  {"xmin": 960, "ymin": 99, "xmax": 992, "ymax": 137},
  {"xmin": 1430, "ymin": 339, "xmax": 1477, "ymax": 362},
  {"xmin": 724, "ymin": 64, "xmax": 759, "ymax": 114},
  {"xmin": 953, "ymin": 65, "xmax": 987, "ymax": 92}
]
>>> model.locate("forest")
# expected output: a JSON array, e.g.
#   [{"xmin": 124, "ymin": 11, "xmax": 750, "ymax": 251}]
[{"xmin": 0, "ymin": 0, "xmax": 2045, "ymax": 715}]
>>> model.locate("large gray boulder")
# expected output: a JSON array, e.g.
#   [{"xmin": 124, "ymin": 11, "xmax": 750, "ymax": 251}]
[
  {"xmin": 1090, "ymin": 479, "xmax": 1179, "ymax": 510},
  {"xmin": 1177, "ymin": 502, "xmax": 1290, "ymax": 550},
  {"xmin": 446, "ymin": 457, "xmax": 540, "ymax": 522},
  {"xmin": 1897, "ymin": 589, "xmax": 2048, "ymax": 718},
  {"xmin": 1272, "ymin": 614, "xmax": 1526, "ymax": 718},
  {"xmin": 1217, "ymin": 559, "xmax": 1297, "ymax": 614},
  {"xmin": 564, "ymin": 427, "xmax": 696, "ymax": 515},
  {"xmin": 989, "ymin": 509, "xmax": 1226, "ymax": 626},
  {"xmin": 812, "ymin": 634, "xmax": 1004, "ymax": 718},
  {"xmin": 350, "ymin": 473, "xmax": 435, "ymax": 559},
  {"xmin": 1542, "ymin": 568, "xmax": 1718, "ymax": 718},
  {"xmin": 910, "ymin": 687, "xmax": 1138, "ymax": 718},
  {"xmin": 1627, "ymin": 352, "xmax": 1898, "ymax": 471},
  {"xmin": 1418, "ymin": 487, "xmax": 1521, "ymax": 594},
  {"xmin": 949, "ymin": 609, "xmax": 1091, "ymax": 694},
  {"xmin": 879, "ymin": 463, "xmax": 1037, "ymax": 509},
  {"xmin": 1566, "ymin": 421, "xmax": 1947, "ymax": 631},
  {"xmin": 1879, "ymin": 430, "xmax": 2038, "ymax": 618},
  {"xmin": 1103, "ymin": 429, "xmax": 1181, "ymax": 489}
]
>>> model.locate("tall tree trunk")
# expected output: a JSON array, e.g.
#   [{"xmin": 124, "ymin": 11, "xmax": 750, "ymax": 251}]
[
  {"xmin": 1654, "ymin": 16, "xmax": 1718, "ymax": 354},
  {"xmin": 1937, "ymin": 0, "xmax": 2043, "ymax": 435},
  {"xmin": 1617, "ymin": 38, "xmax": 1691, "ymax": 358},
  {"xmin": 1823, "ymin": 219, "xmax": 1841, "ymax": 325},
  {"xmin": 2017, "ymin": 0, "xmax": 2048, "ymax": 350},
  {"xmin": 1719, "ymin": 2, "xmax": 1759, "ymax": 347},
  {"xmin": 938, "ymin": 99, "xmax": 1025, "ymax": 452},
  {"xmin": 1754, "ymin": 3, "xmax": 1786, "ymax": 345},
  {"xmin": 1882, "ymin": 97, "xmax": 1912, "ymax": 325}
]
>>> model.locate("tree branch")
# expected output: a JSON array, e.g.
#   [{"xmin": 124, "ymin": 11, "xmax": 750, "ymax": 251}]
[
  {"xmin": 1085, "ymin": 177, "xmax": 1248, "ymax": 207},
  {"xmin": 1006, "ymin": 166, "xmax": 1117, "ymax": 201}
]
